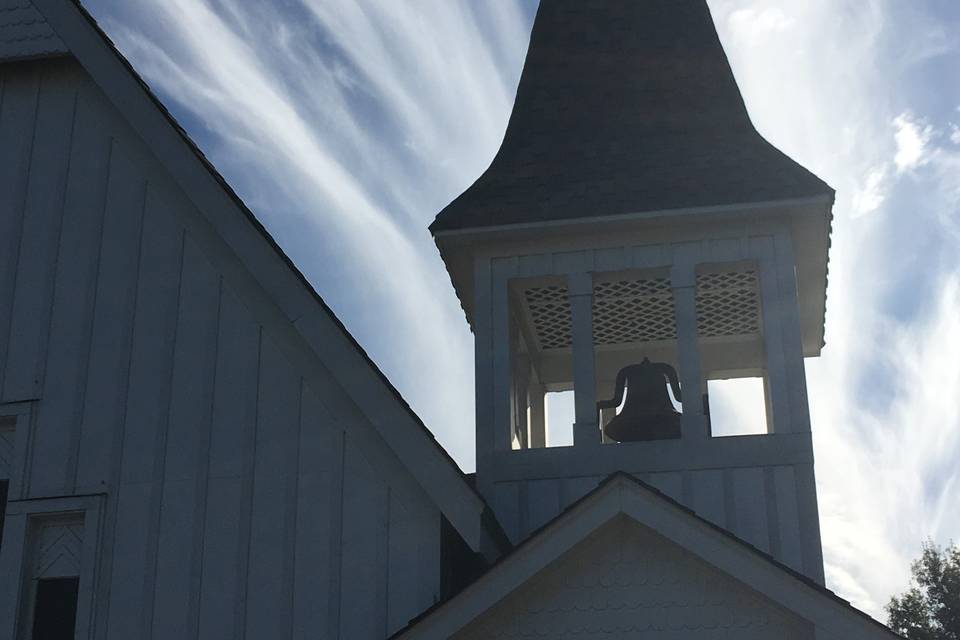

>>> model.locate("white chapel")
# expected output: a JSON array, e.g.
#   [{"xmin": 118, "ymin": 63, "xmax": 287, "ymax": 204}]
[{"xmin": 0, "ymin": 0, "xmax": 901, "ymax": 639}]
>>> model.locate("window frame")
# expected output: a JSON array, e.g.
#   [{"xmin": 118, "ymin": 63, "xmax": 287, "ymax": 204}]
[{"xmin": 0, "ymin": 494, "xmax": 104, "ymax": 640}]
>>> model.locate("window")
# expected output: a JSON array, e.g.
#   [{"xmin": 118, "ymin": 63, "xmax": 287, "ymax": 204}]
[
  {"xmin": 0, "ymin": 479, "xmax": 7, "ymax": 550},
  {"xmin": 22, "ymin": 515, "xmax": 84, "ymax": 639},
  {"xmin": 1, "ymin": 412, "xmax": 15, "ymax": 553},
  {"xmin": 545, "ymin": 390, "xmax": 575, "ymax": 447},
  {"xmin": 0, "ymin": 496, "xmax": 102, "ymax": 640},
  {"xmin": 30, "ymin": 577, "xmax": 79, "ymax": 640},
  {"xmin": 706, "ymin": 377, "xmax": 769, "ymax": 437}
]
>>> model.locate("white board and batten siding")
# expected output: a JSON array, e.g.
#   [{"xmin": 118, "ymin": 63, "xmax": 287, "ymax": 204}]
[
  {"xmin": 493, "ymin": 462, "xmax": 811, "ymax": 576},
  {"xmin": 0, "ymin": 58, "xmax": 441, "ymax": 639}
]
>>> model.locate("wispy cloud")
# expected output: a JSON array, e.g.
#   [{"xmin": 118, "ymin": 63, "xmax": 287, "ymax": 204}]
[
  {"xmin": 713, "ymin": 0, "xmax": 960, "ymax": 618},
  {"xmin": 87, "ymin": 0, "xmax": 536, "ymax": 466},
  {"xmin": 83, "ymin": 0, "xmax": 959, "ymax": 622}
]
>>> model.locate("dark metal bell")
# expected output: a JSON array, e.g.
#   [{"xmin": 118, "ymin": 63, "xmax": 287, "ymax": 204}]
[{"xmin": 597, "ymin": 358, "xmax": 682, "ymax": 442}]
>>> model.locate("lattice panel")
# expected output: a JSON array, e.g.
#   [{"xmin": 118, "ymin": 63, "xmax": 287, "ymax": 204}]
[
  {"xmin": 695, "ymin": 271, "xmax": 761, "ymax": 338},
  {"xmin": 0, "ymin": 415, "xmax": 14, "ymax": 476},
  {"xmin": 592, "ymin": 278, "xmax": 676, "ymax": 345},
  {"xmin": 34, "ymin": 520, "xmax": 84, "ymax": 579},
  {"xmin": 522, "ymin": 271, "xmax": 760, "ymax": 351},
  {"xmin": 523, "ymin": 285, "xmax": 572, "ymax": 350}
]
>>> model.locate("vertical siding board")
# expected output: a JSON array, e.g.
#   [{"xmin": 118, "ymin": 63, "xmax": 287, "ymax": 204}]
[
  {"xmin": 493, "ymin": 482, "xmax": 520, "ymax": 543},
  {"xmin": 118, "ymin": 188, "xmax": 184, "ymax": 484},
  {"xmin": 292, "ymin": 385, "xmax": 335, "ymax": 639},
  {"xmin": 690, "ymin": 469, "xmax": 725, "ymax": 528},
  {"xmin": 104, "ymin": 483, "xmax": 153, "ymax": 640},
  {"xmin": 2, "ymin": 62, "xmax": 78, "ymax": 403},
  {"xmin": 75, "ymin": 142, "xmax": 148, "ymax": 494},
  {"xmin": 415, "ymin": 506, "xmax": 441, "ymax": 612},
  {"xmin": 732, "ymin": 467, "xmax": 769, "ymax": 552},
  {"xmin": 234, "ymin": 328, "xmax": 263, "ymax": 637},
  {"xmin": 774, "ymin": 466, "xmax": 803, "ymax": 571},
  {"xmin": 339, "ymin": 435, "xmax": 389, "ymax": 639},
  {"xmin": 562, "ymin": 476, "xmax": 601, "ymax": 508},
  {"xmin": 526, "ymin": 479, "xmax": 561, "ymax": 533},
  {"xmin": 244, "ymin": 337, "xmax": 300, "ymax": 639},
  {"xmin": 105, "ymin": 187, "xmax": 184, "ymax": 640},
  {"xmin": 151, "ymin": 239, "xmax": 221, "ymax": 640},
  {"xmin": 196, "ymin": 286, "xmax": 260, "ymax": 640},
  {"xmin": 648, "ymin": 471, "xmax": 683, "ymax": 501},
  {"xmin": 326, "ymin": 428, "xmax": 346, "ymax": 640},
  {"xmin": 29, "ymin": 77, "xmax": 113, "ymax": 497},
  {"xmin": 385, "ymin": 493, "xmax": 440, "ymax": 634},
  {"xmin": 0, "ymin": 67, "xmax": 40, "ymax": 397}
]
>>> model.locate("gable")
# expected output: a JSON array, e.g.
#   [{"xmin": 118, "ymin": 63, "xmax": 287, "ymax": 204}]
[
  {"xmin": 0, "ymin": 54, "xmax": 457, "ymax": 637},
  {"xmin": 397, "ymin": 474, "xmax": 898, "ymax": 639},
  {"xmin": 456, "ymin": 516, "xmax": 812, "ymax": 639},
  {"xmin": 2, "ymin": 0, "xmax": 506, "ymax": 562}
]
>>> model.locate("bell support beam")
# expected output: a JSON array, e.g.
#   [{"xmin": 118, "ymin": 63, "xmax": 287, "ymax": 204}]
[
  {"xmin": 775, "ymin": 230, "xmax": 812, "ymax": 433},
  {"xmin": 670, "ymin": 255, "xmax": 707, "ymax": 441},
  {"xmin": 600, "ymin": 408, "xmax": 615, "ymax": 444},
  {"xmin": 567, "ymin": 272, "xmax": 600, "ymax": 447},
  {"xmin": 752, "ymin": 237, "xmax": 792, "ymax": 433},
  {"xmin": 491, "ymin": 258, "xmax": 518, "ymax": 452},
  {"xmin": 473, "ymin": 257, "xmax": 496, "ymax": 486},
  {"xmin": 528, "ymin": 383, "xmax": 546, "ymax": 448}
]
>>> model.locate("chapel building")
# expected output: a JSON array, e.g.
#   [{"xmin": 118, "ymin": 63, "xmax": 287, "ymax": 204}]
[{"xmin": 0, "ymin": 1, "xmax": 899, "ymax": 639}]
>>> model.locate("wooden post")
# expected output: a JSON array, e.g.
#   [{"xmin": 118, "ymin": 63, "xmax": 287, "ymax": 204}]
[
  {"xmin": 490, "ymin": 261, "xmax": 514, "ymax": 452},
  {"xmin": 473, "ymin": 258, "xmax": 495, "ymax": 486},
  {"xmin": 671, "ymin": 259, "xmax": 706, "ymax": 440},
  {"xmin": 774, "ymin": 231, "xmax": 812, "ymax": 433},
  {"xmin": 567, "ymin": 272, "xmax": 599, "ymax": 446},
  {"xmin": 528, "ymin": 383, "xmax": 546, "ymax": 448},
  {"xmin": 600, "ymin": 407, "xmax": 615, "ymax": 444},
  {"xmin": 753, "ymin": 237, "xmax": 791, "ymax": 433}
]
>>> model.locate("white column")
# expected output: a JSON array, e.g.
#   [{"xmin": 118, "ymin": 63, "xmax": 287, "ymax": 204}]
[
  {"xmin": 473, "ymin": 259, "xmax": 493, "ymax": 462},
  {"xmin": 473, "ymin": 258, "xmax": 495, "ymax": 469},
  {"xmin": 774, "ymin": 231, "xmax": 812, "ymax": 432},
  {"xmin": 671, "ymin": 261, "xmax": 706, "ymax": 440},
  {"xmin": 490, "ymin": 260, "xmax": 514, "ymax": 452},
  {"xmin": 567, "ymin": 272, "xmax": 599, "ymax": 446},
  {"xmin": 753, "ymin": 237, "xmax": 791, "ymax": 433},
  {"xmin": 528, "ymin": 383, "xmax": 546, "ymax": 448}
]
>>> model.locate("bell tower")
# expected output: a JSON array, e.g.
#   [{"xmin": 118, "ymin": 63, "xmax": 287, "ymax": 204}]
[{"xmin": 432, "ymin": 1, "xmax": 833, "ymax": 584}]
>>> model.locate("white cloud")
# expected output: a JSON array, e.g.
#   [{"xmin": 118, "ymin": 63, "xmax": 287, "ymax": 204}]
[
  {"xmin": 950, "ymin": 123, "xmax": 960, "ymax": 145},
  {"xmin": 727, "ymin": 6, "xmax": 795, "ymax": 43},
  {"xmin": 893, "ymin": 112, "xmax": 934, "ymax": 172},
  {"xmin": 713, "ymin": 0, "xmax": 959, "ymax": 620},
  {"xmin": 850, "ymin": 165, "xmax": 889, "ymax": 217}
]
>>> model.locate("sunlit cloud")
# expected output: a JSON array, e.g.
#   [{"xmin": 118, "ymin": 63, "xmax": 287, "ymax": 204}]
[
  {"xmin": 893, "ymin": 112, "xmax": 934, "ymax": 172},
  {"xmin": 726, "ymin": 6, "xmax": 794, "ymax": 43},
  {"xmin": 851, "ymin": 165, "xmax": 888, "ymax": 218}
]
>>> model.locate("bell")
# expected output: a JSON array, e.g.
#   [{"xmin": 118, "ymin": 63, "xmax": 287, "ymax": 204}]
[{"xmin": 598, "ymin": 358, "xmax": 683, "ymax": 442}]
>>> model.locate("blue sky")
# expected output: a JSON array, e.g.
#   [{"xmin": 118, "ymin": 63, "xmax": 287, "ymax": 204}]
[{"xmin": 83, "ymin": 0, "xmax": 959, "ymax": 620}]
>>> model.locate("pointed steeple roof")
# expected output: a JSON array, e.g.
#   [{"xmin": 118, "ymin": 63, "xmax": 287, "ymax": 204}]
[{"xmin": 431, "ymin": 0, "xmax": 832, "ymax": 233}]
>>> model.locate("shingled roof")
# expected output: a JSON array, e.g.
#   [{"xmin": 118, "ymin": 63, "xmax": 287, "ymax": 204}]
[{"xmin": 431, "ymin": 0, "xmax": 833, "ymax": 233}]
